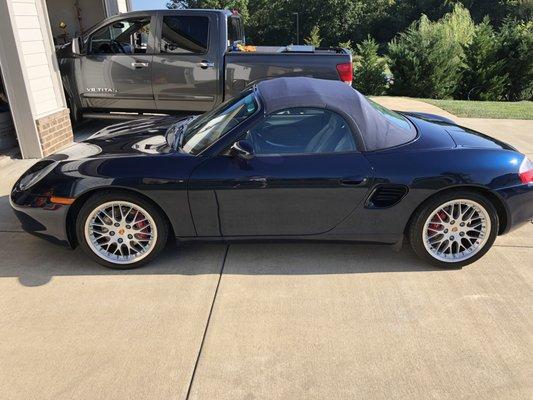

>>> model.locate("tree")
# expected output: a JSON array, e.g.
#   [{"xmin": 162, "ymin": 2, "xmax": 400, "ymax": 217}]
[
  {"xmin": 388, "ymin": 4, "xmax": 475, "ymax": 98},
  {"xmin": 304, "ymin": 25, "xmax": 321, "ymax": 47},
  {"xmin": 447, "ymin": 0, "xmax": 533, "ymax": 25},
  {"xmin": 166, "ymin": 0, "xmax": 249, "ymax": 20},
  {"xmin": 495, "ymin": 19, "xmax": 533, "ymax": 100},
  {"xmin": 353, "ymin": 36, "xmax": 387, "ymax": 95},
  {"xmin": 457, "ymin": 17, "xmax": 507, "ymax": 100}
]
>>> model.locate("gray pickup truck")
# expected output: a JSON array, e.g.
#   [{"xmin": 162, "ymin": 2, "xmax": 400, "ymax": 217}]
[{"xmin": 57, "ymin": 9, "xmax": 352, "ymax": 122}]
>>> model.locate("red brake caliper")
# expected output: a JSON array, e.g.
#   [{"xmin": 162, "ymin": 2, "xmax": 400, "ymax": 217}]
[
  {"xmin": 135, "ymin": 214, "xmax": 149, "ymax": 241},
  {"xmin": 428, "ymin": 211, "xmax": 447, "ymax": 235}
]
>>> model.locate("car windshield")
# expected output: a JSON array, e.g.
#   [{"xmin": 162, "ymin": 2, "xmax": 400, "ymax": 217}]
[
  {"xmin": 180, "ymin": 90, "xmax": 258, "ymax": 155},
  {"xmin": 367, "ymin": 98, "xmax": 414, "ymax": 132}
]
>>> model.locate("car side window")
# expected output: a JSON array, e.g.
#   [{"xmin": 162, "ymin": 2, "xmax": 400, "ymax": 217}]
[
  {"xmin": 88, "ymin": 17, "xmax": 151, "ymax": 55},
  {"xmin": 245, "ymin": 108, "xmax": 357, "ymax": 155},
  {"xmin": 160, "ymin": 16, "xmax": 209, "ymax": 54}
]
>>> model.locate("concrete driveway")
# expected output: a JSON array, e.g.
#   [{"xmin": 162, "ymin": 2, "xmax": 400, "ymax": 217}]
[{"xmin": 0, "ymin": 103, "xmax": 532, "ymax": 399}]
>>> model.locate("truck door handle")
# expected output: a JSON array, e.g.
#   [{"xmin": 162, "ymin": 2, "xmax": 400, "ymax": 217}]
[
  {"xmin": 341, "ymin": 177, "xmax": 367, "ymax": 186},
  {"xmin": 198, "ymin": 60, "xmax": 215, "ymax": 69},
  {"xmin": 131, "ymin": 62, "xmax": 149, "ymax": 69}
]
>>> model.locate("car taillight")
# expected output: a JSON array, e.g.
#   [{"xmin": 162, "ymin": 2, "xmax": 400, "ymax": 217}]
[
  {"xmin": 336, "ymin": 62, "xmax": 353, "ymax": 85},
  {"xmin": 519, "ymin": 156, "xmax": 533, "ymax": 184}
]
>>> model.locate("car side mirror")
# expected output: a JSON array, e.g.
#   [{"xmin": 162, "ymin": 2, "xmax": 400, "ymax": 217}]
[
  {"xmin": 230, "ymin": 140, "xmax": 254, "ymax": 160},
  {"xmin": 71, "ymin": 37, "xmax": 81, "ymax": 55}
]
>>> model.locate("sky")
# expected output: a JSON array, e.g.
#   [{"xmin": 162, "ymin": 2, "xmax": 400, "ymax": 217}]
[{"xmin": 133, "ymin": 0, "xmax": 169, "ymax": 10}]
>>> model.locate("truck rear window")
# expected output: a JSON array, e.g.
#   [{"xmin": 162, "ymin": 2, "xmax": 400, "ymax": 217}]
[
  {"xmin": 227, "ymin": 15, "xmax": 244, "ymax": 46},
  {"xmin": 160, "ymin": 16, "xmax": 208, "ymax": 54}
]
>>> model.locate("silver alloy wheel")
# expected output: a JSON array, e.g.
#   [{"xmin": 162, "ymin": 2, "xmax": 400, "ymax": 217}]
[
  {"xmin": 84, "ymin": 201, "xmax": 158, "ymax": 265},
  {"xmin": 422, "ymin": 199, "xmax": 491, "ymax": 263}
]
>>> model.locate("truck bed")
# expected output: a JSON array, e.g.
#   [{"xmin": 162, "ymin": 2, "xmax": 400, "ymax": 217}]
[{"xmin": 224, "ymin": 47, "xmax": 351, "ymax": 100}]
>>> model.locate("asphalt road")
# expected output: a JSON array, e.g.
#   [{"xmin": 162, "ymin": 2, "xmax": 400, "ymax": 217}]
[{"xmin": 0, "ymin": 105, "xmax": 531, "ymax": 400}]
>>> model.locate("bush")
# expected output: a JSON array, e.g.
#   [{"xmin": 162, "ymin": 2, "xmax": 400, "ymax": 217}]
[
  {"xmin": 353, "ymin": 36, "xmax": 388, "ymax": 95},
  {"xmin": 388, "ymin": 4, "xmax": 474, "ymax": 98},
  {"xmin": 457, "ymin": 17, "xmax": 508, "ymax": 100},
  {"xmin": 496, "ymin": 19, "xmax": 533, "ymax": 101},
  {"xmin": 305, "ymin": 25, "xmax": 322, "ymax": 47}
]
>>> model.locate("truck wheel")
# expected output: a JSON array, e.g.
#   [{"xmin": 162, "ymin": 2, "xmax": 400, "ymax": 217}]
[{"xmin": 66, "ymin": 92, "xmax": 82, "ymax": 126}]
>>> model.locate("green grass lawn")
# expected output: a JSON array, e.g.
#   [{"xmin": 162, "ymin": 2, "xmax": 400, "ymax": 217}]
[{"xmin": 419, "ymin": 99, "xmax": 533, "ymax": 120}]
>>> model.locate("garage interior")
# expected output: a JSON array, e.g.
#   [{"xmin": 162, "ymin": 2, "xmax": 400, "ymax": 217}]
[{"xmin": 0, "ymin": 0, "xmax": 130, "ymax": 159}]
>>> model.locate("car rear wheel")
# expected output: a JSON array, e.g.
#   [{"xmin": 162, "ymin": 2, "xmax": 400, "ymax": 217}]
[
  {"xmin": 76, "ymin": 192, "xmax": 168, "ymax": 269},
  {"xmin": 409, "ymin": 191, "xmax": 498, "ymax": 268}
]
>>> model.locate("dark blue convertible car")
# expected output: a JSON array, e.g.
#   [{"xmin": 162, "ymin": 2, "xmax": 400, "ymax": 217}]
[{"xmin": 11, "ymin": 78, "xmax": 533, "ymax": 269}]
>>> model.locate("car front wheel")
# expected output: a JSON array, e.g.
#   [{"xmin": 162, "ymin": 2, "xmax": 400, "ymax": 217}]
[
  {"xmin": 409, "ymin": 191, "xmax": 498, "ymax": 268},
  {"xmin": 76, "ymin": 192, "xmax": 168, "ymax": 269}
]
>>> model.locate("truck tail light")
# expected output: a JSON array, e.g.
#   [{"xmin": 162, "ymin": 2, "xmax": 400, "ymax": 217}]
[
  {"xmin": 336, "ymin": 62, "xmax": 353, "ymax": 85},
  {"xmin": 519, "ymin": 156, "xmax": 533, "ymax": 184}
]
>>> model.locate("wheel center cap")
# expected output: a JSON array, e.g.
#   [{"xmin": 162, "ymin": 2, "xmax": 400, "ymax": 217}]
[
  {"xmin": 452, "ymin": 227, "xmax": 458, "ymax": 232},
  {"xmin": 118, "ymin": 228, "xmax": 125, "ymax": 235}
]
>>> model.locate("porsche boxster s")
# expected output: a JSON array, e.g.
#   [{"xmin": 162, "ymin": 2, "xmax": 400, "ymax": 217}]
[{"xmin": 10, "ymin": 78, "xmax": 533, "ymax": 269}]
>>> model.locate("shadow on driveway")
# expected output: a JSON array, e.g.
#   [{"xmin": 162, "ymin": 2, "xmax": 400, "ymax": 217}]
[{"xmin": 1, "ymin": 192, "xmax": 445, "ymax": 287}]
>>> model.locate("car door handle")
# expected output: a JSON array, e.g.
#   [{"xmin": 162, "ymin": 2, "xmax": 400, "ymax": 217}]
[
  {"xmin": 249, "ymin": 177, "xmax": 267, "ymax": 183},
  {"xmin": 198, "ymin": 60, "xmax": 215, "ymax": 69},
  {"xmin": 131, "ymin": 61, "xmax": 149, "ymax": 69},
  {"xmin": 340, "ymin": 177, "xmax": 367, "ymax": 186}
]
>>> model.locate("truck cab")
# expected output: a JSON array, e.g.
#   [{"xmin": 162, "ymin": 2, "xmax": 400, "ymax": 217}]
[{"xmin": 58, "ymin": 9, "xmax": 352, "ymax": 121}]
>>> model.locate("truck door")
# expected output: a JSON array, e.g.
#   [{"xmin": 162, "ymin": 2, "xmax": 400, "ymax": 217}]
[
  {"xmin": 78, "ymin": 14, "xmax": 156, "ymax": 111},
  {"xmin": 152, "ymin": 11, "xmax": 222, "ymax": 113}
]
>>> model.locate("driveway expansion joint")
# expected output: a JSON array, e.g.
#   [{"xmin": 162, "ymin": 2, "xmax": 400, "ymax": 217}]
[{"xmin": 185, "ymin": 244, "xmax": 229, "ymax": 400}]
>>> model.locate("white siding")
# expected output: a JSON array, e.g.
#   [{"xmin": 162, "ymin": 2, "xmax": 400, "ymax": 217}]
[
  {"xmin": 11, "ymin": 0, "xmax": 59, "ymax": 116},
  {"xmin": 104, "ymin": 0, "xmax": 131, "ymax": 17},
  {"xmin": 117, "ymin": 0, "xmax": 128, "ymax": 13}
]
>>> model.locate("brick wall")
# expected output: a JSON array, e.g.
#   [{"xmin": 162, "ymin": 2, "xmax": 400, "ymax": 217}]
[{"xmin": 35, "ymin": 108, "xmax": 73, "ymax": 156}]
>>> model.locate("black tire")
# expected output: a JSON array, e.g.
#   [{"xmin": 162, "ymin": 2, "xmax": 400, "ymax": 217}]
[
  {"xmin": 409, "ymin": 190, "xmax": 499, "ymax": 269},
  {"xmin": 66, "ymin": 92, "xmax": 82, "ymax": 126},
  {"xmin": 76, "ymin": 191, "xmax": 168, "ymax": 269}
]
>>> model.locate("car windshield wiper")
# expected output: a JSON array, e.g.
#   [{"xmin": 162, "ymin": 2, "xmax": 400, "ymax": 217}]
[
  {"xmin": 166, "ymin": 116, "xmax": 198, "ymax": 150},
  {"xmin": 177, "ymin": 115, "xmax": 199, "ymax": 149}
]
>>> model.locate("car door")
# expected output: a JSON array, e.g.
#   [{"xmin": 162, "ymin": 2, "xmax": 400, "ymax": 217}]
[
  {"xmin": 189, "ymin": 108, "xmax": 373, "ymax": 237},
  {"xmin": 78, "ymin": 14, "xmax": 155, "ymax": 111},
  {"xmin": 152, "ymin": 11, "xmax": 222, "ymax": 113}
]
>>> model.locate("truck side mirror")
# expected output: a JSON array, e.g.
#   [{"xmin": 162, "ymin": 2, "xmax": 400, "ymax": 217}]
[{"xmin": 71, "ymin": 37, "xmax": 81, "ymax": 56}]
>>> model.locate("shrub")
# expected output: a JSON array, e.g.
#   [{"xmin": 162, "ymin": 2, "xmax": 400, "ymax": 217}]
[
  {"xmin": 496, "ymin": 19, "xmax": 533, "ymax": 101},
  {"xmin": 353, "ymin": 36, "xmax": 388, "ymax": 95},
  {"xmin": 458, "ymin": 17, "xmax": 508, "ymax": 100},
  {"xmin": 305, "ymin": 26, "xmax": 322, "ymax": 47},
  {"xmin": 388, "ymin": 4, "xmax": 475, "ymax": 98}
]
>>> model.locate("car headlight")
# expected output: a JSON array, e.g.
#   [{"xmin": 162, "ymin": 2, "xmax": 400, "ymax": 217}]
[{"xmin": 17, "ymin": 160, "xmax": 57, "ymax": 191}]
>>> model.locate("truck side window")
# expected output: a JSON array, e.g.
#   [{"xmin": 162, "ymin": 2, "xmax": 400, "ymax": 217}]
[
  {"xmin": 89, "ymin": 18, "xmax": 151, "ymax": 55},
  {"xmin": 160, "ymin": 16, "xmax": 209, "ymax": 54}
]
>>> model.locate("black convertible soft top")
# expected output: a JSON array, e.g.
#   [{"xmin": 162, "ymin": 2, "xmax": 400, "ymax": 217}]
[{"xmin": 255, "ymin": 77, "xmax": 416, "ymax": 151}]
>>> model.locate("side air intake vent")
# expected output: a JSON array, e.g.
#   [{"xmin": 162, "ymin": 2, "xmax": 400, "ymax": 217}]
[{"xmin": 367, "ymin": 185, "xmax": 408, "ymax": 208}]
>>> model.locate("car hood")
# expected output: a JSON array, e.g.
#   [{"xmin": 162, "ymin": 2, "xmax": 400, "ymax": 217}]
[{"xmin": 47, "ymin": 116, "xmax": 191, "ymax": 161}]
